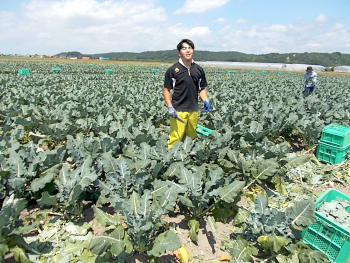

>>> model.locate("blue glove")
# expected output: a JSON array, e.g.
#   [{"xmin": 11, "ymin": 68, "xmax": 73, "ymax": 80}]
[
  {"xmin": 168, "ymin": 106, "xmax": 178, "ymax": 118},
  {"xmin": 203, "ymin": 99, "xmax": 210, "ymax": 112}
]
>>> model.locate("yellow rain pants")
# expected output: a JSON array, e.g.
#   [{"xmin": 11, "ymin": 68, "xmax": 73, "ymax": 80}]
[{"xmin": 168, "ymin": 111, "xmax": 198, "ymax": 149}]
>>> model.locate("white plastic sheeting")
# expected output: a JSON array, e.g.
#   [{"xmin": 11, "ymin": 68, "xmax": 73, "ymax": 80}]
[
  {"xmin": 285, "ymin": 64, "xmax": 325, "ymax": 72},
  {"xmin": 334, "ymin": 66, "xmax": 350, "ymax": 73},
  {"xmin": 196, "ymin": 61, "xmax": 325, "ymax": 71}
]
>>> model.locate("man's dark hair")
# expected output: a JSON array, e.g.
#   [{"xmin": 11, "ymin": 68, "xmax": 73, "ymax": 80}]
[{"xmin": 177, "ymin": 39, "xmax": 195, "ymax": 51}]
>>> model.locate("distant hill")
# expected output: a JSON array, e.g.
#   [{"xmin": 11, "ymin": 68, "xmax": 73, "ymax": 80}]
[{"xmin": 56, "ymin": 50, "xmax": 350, "ymax": 67}]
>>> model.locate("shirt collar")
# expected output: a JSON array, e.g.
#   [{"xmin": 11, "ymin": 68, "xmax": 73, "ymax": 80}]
[{"xmin": 179, "ymin": 58, "xmax": 194, "ymax": 68}]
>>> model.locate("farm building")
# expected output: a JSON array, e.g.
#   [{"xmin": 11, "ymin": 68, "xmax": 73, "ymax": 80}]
[{"xmin": 82, "ymin": 57, "xmax": 90, "ymax": 60}]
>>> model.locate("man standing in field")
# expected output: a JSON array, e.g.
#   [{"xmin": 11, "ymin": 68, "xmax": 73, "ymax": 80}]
[
  {"xmin": 163, "ymin": 39, "xmax": 210, "ymax": 149},
  {"xmin": 303, "ymin": 66, "xmax": 317, "ymax": 94}
]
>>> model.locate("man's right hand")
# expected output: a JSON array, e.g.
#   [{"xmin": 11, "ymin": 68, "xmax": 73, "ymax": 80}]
[{"xmin": 168, "ymin": 106, "xmax": 178, "ymax": 118}]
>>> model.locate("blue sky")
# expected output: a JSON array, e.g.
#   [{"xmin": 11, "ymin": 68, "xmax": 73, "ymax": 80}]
[{"xmin": 1, "ymin": 0, "xmax": 349, "ymax": 55}]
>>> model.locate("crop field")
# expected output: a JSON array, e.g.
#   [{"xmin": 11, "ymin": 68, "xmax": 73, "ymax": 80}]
[{"xmin": 0, "ymin": 61, "xmax": 350, "ymax": 263}]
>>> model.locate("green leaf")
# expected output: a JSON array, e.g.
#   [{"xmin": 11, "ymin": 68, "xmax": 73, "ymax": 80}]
[
  {"xmin": 93, "ymin": 206, "xmax": 119, "ymax": 227},
  {"xmin": 63, "ymin": 242, "xmax": 85, "ymax": 255},
  {"xmin": 8, "ymin": 150, "xmax": 25, "ymax": 177},
  {"xmin": 276, "ymin": 253, "xmax": 299, "ymax": 263},
  {"xmin": 229, "ymin": 236, "xmax": 258, "ymax": 262},
  {"xmin": 151, "ymin": 180, "xmax": 169, "ymax": 198},
  {"xmin": 212, "ymin": 203, "xmax": 233, "ymax": 223},
  {"xmin": 37, "ymin": 191, "xmax": 58, "ymax": 206},
  {"xmin": 289, "ymin": 199, "xmax": 316, "ymax": 230},
  {"xmin": 137, "ymin": 190, "xmax": 152, "ymax": 217},
  {"xmin": 2, "ymin": 194, "xmax": 28, "ymax": 219},
  {"xmin": 77, "ymin": 156, "xmax": 98, "ymax": 188},
  {"xmin": 89, "ymin": 225, "xmax": 132, "ymax": 256},
  {"xmin": 188, "ymin": 219, "xmax": 199, "ymax": 242},
  {"xmin": 274, "ymin": 176, "xmax": 288, "ymax": 195},
  {"xmin": 49, "ymin": 253, "xmax": 63, "ymax": 263},
  {"xmin": 205, "ymin": 167, "xmax": 224, "ymax": 190},
  {"xmin": 58, "ymin": 163, "xmax": 70, "ymax": 185},
  {"xmin": 308, "ymin": 250, "xmax": 330, "ymax": 263},
  {"xmin": 133, "ymin": 159, "xmax": 152, "ymax": 175},
  {"xmin": 30, "ymin": 165, "xmax": 59, "ymax": 192},
  {"xmin": 76, "ymin": 250, "xmax": 98, "ymax": 263},
  {"xmin": 258, "ymin": 235, "xmax": 288, "ymax": 253},
  {"xmin": 254, "ymin": 194, "xmax": 268, "ymax": 214},
  {"xmin": 219, "ymin": 180, "xmax": 245, "ymax": 203},
  {"xmin": 163, "ymin": 162, "xmax": 183, "ymax": 179},
  {"xmin": 154, "ymin": 185, "xmax": 180, "ymax": 213},
  {"xmin": 232, "ymin": 208, "xmax": 250, "ymax": 225},
  {"xmin": 68, "ymin": 185, "xmax": 83, "ymax": 203},
  {"xmin": 0, "ymin": 244, "xmax": 9, "ymax": 261},
  {"xmin": 206, "ymin": 216, "xmax": 218, "ymax": 241},
  {"xmin": 148, "ymin": 230, "xmax": 181, "ymax": 256},
  {"xmin": 218, "ymin": 158, "xmax": 234, "ymax": 171},
  {"xmin": 128, "ymin": 191, "xmax": 140, "ymax": 216},
  {"xmin": 101, "ymin": 152, "xmax": 119, "ymax": 174},
  {"xmin": 283, "ymin": 154, "xmax": 311, "ymax": 170},
  {"xmin": 177, "ymin": 166, "xmax": 192, "ymax": 185},
  {"xmin": 178, "ymin": 195, "xmax": 194, "ymax": 208},
  {"xmin": 12, "ymin": 246, "xmax": 31, "ymax": 263}
]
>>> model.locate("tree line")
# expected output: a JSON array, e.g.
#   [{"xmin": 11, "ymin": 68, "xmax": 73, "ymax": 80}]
[{"xmin": 57, "ymin": 50, "xmax": 350, "ymax": 67}]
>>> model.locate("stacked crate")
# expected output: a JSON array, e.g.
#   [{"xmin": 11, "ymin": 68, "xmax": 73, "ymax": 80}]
[
  {"xmin": 302, "ymin": 189, "xmax": 350, "ymax": 263},
  {"xmin": 316, "ymin": 123, "xmax": 350, "ymax": 165}
]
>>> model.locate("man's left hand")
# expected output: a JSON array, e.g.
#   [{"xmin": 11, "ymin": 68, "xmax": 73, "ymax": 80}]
[{"xmin": 203, "ymin": 99, "xmax": 210, "ymax": 112}]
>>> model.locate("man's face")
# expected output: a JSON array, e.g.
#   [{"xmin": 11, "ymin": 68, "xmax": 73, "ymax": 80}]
[
  {"xmin": 178, "ymin": 42, "xmax": 194, "ymax": 61},
  {"xmin": 307, "ymin": 70, "xmax": 312, "ymax": 74}
]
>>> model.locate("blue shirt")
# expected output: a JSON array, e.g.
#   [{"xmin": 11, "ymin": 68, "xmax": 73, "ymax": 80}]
[{"xmin": 304, "ymin": 71, "xmax": 317, "ymax": 87}]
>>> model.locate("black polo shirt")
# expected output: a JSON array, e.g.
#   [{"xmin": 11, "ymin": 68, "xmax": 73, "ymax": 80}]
[{"xmin": 164, "ymin": 61, "xmax": 207, "ymax": 112}]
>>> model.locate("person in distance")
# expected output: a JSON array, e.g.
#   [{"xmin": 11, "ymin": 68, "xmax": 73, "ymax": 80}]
[
  {"xmin": 163, "ymin": 39, "xmax": 210, "ymax": 149},
  {"xmin": 303, "ymin": 66, "xmax": 317, "ymax": 94}
]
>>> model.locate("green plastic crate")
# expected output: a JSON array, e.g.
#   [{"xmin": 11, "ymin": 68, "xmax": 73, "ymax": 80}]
[
  {"xmin": 151, "ymin": 69, "xmax": 159, "ymax": 73},
  {"xmin": 18, "ymin": 69, "xmax": 30, "ymax": 75},
  {"xmin": 196, "ymin": 125, "xmax": 212, "ymax": 136},
  {"xmin": 316, "ymin": 141, "xmax": 350, "ymax": 165},
  {"xmin": 51, "ymin": 68, "xmax": 61, "ymax": 72},
  {"xmin": 227, "ymin": 70, "xmax": 236, "ymax": 74},
  {"xmin": 321, "ymin": 123, "xmax": 350, "ymax": 148},
  {"xmin": 302, "ymin": 189, "xmax": 350, "ymax": 263},
  {"xmin": 105, "ymin": 70, "xmax": 114, "ymax": 75}
]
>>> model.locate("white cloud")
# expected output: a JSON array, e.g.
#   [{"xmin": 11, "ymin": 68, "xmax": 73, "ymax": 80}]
[
  {"xmin": 215, "ymin": 18, "xmax": 226, "ymax": 23},
  {"xmin": 206, "ymin": 14, "xmax": 350, "ymax": 54},
  {"xmin": 1, "ymin": 4, "xmax": 350, "ymax": 56},
  {"xmin": 332, "ymin": 23, "xmax": 344, "ymax": 31},
  {"xmin": 0, "ymin": 0, "xmax": 170, "ymax": 54},
  {"xmin": 315, "ymin": 14, "xmax": 326, "ymax": 23},
  {"xmin": 188, "ymin": 27, "xmax": 211, "ymax": 37},
  {"xmin": 174, "ymin": 0, "xmax": 230, "ymax": 14},
  {"xmin": 236, "ymin": 18, "xmax": 247, "ymax": 24},
  {"xmin": 220, "ymin": 25, "xmax": 230, "ymax": 33},
  {"xmin": 266, "ymin": 24, "xmax": 288, "ymax": 32}
]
